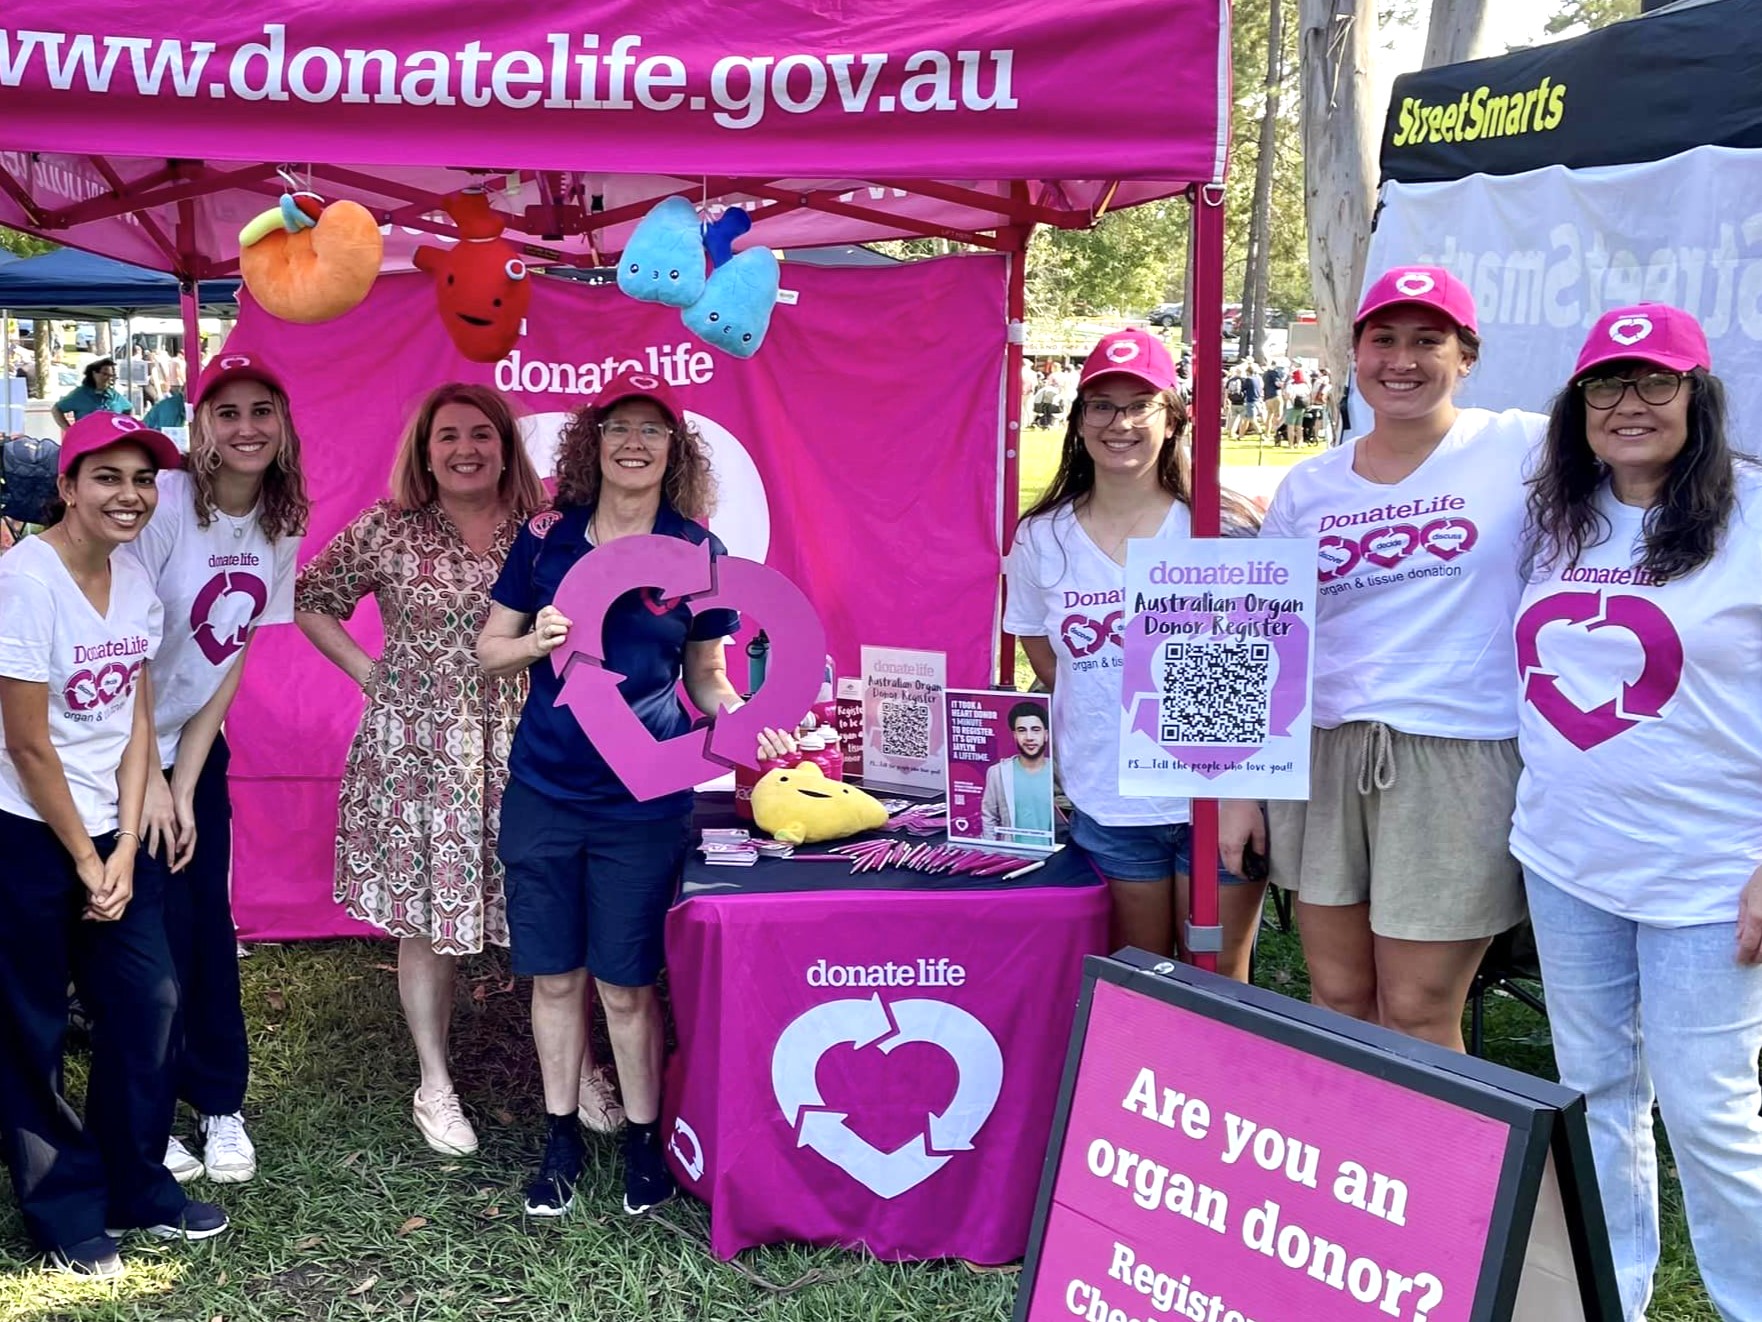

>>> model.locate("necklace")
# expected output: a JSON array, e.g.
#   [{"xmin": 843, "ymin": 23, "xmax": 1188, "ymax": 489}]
[{"xmin": 214, "ymin": 506, "xmax": 253, "ymax": 539}]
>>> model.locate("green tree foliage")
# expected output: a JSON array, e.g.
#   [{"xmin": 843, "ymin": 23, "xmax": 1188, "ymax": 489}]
[
  {"xmin": 0, "ymin": 227, "xmax": 53, "ymax": 258},
  {"xmin": 1544, "ymin": 0, "xmax": 1639, "ymax": 35}
]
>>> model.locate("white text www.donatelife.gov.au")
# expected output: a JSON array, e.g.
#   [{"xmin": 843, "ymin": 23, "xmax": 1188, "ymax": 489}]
[{"xmin": 0, "ymin": 25, "xmax": 1021, "ymax": 130}]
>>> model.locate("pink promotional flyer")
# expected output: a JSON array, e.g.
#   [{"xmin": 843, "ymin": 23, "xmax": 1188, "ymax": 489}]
[
  {"xmin": 1022, "ymin": 979, "xmax": 1514, "ymax": 1322},
  {"xmin": 944, "ymin": 690, "xmax": 1055, "ymax": 851}
]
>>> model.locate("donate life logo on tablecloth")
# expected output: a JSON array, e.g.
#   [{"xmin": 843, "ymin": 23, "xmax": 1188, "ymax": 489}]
[
  {"xmin": 1023, "ymin": 980, "xmax": 1510, "ymax": 1322},
  {"xmin": 770, "ymin": 976, "xmax": 1004, "ymax": 1199},
  {"xmin": 1119, "ymin": 539, "xmax": 1317, "ymax": 800}
]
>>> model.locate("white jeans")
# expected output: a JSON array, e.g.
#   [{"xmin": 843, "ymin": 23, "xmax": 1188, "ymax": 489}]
[{"xmin": 1524, "ymin": 870, "xmax": 1762, "ymax": 1322}]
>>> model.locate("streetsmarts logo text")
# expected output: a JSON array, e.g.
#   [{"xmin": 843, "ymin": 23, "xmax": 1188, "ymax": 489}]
[{"xmin": 0, "ymin": 25, "xmax": 1020, "ymax": 130}]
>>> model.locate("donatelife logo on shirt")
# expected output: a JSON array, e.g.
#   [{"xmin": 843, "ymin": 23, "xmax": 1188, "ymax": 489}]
[
  {"xmin": 63, "ymin": 634, "xmax": 149, "ymax": 721},
  {"xmin": 1313, "ymin": 494, "xmax": 1478, "ymax": 588},
  {"xmin": 190, "ymin": 556, "xmax": 270, "ymax": 666}
]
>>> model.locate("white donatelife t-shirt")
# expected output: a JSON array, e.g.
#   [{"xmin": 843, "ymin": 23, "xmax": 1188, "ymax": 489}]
[
  {"xmin": 1006, "ymin": 501, "xmax": 1192, "ymax": 826},
  {"xmin": 0, "ymin": 536, "xmax": 163, "ymax": 834},
  {"xmin": 118, "ymin": 470, "xmax": 298, "ymax": 767},
  {"xmin": 1260, "ymin": 408, "xmax": 1545, "ymax": 738},
  {"xmin": 1511, "ymin": 476, "xmax": 1762, "ymax": 926}
]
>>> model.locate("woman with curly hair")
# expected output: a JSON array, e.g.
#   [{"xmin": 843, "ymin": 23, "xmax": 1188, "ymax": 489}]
[
  {"xmin": 295, "ymin": 383, "xmax": 553, "ymax": 1158},
  {"xmin": 1514, "ymin": 305, "xmax": 1762, "ymax": 1321},
  {"xmin": 477, "ymin": 372, "xmax": 789, "ymax": 1221},
  {"xmin": 121, "ymin": 353, "xmax": 308, "ymax": 1187}
]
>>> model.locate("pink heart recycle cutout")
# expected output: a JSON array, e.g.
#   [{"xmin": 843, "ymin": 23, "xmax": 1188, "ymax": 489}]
[{"xmin": 550, "ymin": 534, "xmax": 826, "ymax": 800}]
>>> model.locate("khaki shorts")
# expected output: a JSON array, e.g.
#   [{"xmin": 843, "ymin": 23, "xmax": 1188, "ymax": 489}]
[{"xmin": 1267, "ymin": 722, "xmax": 1524, "ymax": 942}]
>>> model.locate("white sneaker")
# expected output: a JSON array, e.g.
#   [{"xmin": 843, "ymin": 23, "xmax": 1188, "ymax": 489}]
[
  {"xmin": 164, "ymin": 1135, "xmax": 204, "ymax": 1184},
  {"xmin": 199, "ymin": 1113, "xmax": 257, "ymax": 1183},
  {"xmin": 413, "ymin": 1086, "xmax": 479, "ymax": 1155},
  {"xmin": 577, "ymin": 1064, "xmax": 626, "ymax": 1134}
]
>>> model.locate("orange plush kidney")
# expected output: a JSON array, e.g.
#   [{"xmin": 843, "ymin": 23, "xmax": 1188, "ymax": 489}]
[{"xmin": 239, "ymin": 200, "xmax": 382, "ymax": 324}]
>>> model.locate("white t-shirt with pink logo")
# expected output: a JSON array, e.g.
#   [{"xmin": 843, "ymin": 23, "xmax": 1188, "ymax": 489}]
[
  {"xmin": 118, "ymin": 470, "xmax": 299, "ymax": 767},
  {"xmin": 1260, "ymin": 407, "xmax": 1545, "ymax": 738},
  {"xmin": 1006, "ymin": 501, "xmax": 1191, "ymax": 826},
  {"xmin": 0, "ymin": 536, "xmax": 164, "ymax": 834},
  {"xmin": 1512, "ymin": 476, "xmax": 1762, "ymax": 926}
]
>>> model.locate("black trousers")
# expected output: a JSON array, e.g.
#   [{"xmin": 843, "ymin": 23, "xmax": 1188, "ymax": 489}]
[
  {"xmin": 138, "ymin": 735, "xmax": 248, "ymax": 1117},
  {"xmin": 0, "ymin": 810, "xmax": 186, "ymax": 1252}
]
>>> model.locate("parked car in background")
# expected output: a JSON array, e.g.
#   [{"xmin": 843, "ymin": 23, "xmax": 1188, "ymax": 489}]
[{"xmin": 1145, "ymin": 302, "xmax": 1183, "ymax": 327}]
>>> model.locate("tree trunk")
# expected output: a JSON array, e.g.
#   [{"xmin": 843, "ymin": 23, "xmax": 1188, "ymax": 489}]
[
  {"xmin": 1241, "ymin": 0, "xmax": 1285, "ymax": 364},
  {"xmin": 94, "ymin": 320, "xmax": 111, "ymax": 356},
  {"xmin": 1299, "ymin": 0, "xmax": 1379, "ymax": 385},
  {"xmin": 33, "ymin": 331, "xmax": 52, "ymax": 401},
  {"xmin": 1423, "ymin": 0, "xmax": 1493, "ymax": 68}
]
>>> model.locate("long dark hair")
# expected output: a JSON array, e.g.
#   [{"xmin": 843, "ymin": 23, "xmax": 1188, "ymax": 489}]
[
  {"xmin": 1020, "ymin": 385, "xmax": 1190, "ymax": 523},
  {"xmin": 1524, "ymin": 368, "xmax": 1736, "ymax": 583}
]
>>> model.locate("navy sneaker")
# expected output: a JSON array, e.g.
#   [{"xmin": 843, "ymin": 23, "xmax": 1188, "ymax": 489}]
[
  {"xmin": 112, "ymin": 1199, "xmax": 229, "ymax": 1242},
  {"xmin": 622, "ymin": 1122, "xmax": 676, "ymax": 1216},
  {"xmin": 48, "ymin": 1233, "xmax": 123, "ymax": 1278},
  {"xmin": 523, "ymin": 1115, "xmax": 585, "ymax": 1218}
]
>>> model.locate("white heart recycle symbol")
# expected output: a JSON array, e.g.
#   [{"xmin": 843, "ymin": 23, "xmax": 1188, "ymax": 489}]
[{"xmin": 771, "ymin": 994, "xmax": 1004, "ymax": 1199}]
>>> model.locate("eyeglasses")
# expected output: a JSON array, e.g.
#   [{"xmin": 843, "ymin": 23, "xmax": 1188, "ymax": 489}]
[
  {"xmin": 1081, "ymin": 398, "xmax": 1166, "ymax": 427},
  {"xmin": 1579, "ymin": 370, "xmax": 1685, "ymax": 411},
  {"xmin": 601, "ymin": 422, "xmax": 669, "ymax": 442}
]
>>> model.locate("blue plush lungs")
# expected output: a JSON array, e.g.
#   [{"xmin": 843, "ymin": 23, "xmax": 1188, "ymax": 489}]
[
  {"xmin": 617, "ymin": 197, "xmax": 706, "ymax": 307},
  {"xmin": 681, "ymin": 248, "xmax": 780, "ymax": 358}
]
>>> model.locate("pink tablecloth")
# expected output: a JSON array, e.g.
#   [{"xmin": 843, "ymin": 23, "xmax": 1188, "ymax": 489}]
[{"xmin": 662, "ymin": 877, "xmax": 1108, "ymax": 1262}]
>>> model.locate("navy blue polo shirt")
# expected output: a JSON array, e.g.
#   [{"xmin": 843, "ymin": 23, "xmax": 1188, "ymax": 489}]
[{"xmin": 493, "ymin": 503, "xmax": 740, "ymax": 820}]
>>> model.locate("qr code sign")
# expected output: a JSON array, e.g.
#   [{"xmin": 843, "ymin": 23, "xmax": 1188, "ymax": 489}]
[
  {"xmin": 1159, "ymin": 641, "xmax": 1272, "ymax": 745},
  {"xmin": 878, "ymin": 698, "xmax": 932, "ymax": 758}
]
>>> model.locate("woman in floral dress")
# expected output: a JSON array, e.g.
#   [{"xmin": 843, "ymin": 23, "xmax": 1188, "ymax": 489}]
[{"xmin": 294, "ymin": 384, "xmax": 551, "ymax": 1155}]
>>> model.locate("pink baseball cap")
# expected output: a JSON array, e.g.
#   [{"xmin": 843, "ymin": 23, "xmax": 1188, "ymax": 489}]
[
  {"xmin": 1078, "ymin": 329, "xmax": 1177, "ymax": 393},
  {"xmin": 597, "ymin": 369, "xmax": 683, "ymax": 425},
  {"xmin": 1574, "ymin": 304, "xmax": 1711, "ymax": 378},
  {"xmin": 193, "ymin": 351, "xmax": 288, "ymax": 406},
  {"xmin": 1355, "ymin": 266, "xmax": 1478, "ymax": 335},
  {"xmin": 59, "ymin": 412, "xmax": 181, "ymax": 475}
]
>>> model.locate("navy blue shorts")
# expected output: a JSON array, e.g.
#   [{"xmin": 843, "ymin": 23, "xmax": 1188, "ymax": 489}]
[
  {"xmin": 497, "ymin": 780, "xmax": 691, "ymax": 986},
  {"xmin": 1068, "ymin": 808, "xmax": 1251, "ymax": 885}
]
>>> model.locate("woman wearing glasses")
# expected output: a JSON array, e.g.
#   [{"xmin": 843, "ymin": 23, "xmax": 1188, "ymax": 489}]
[
  {"xmin": 296, "ymin": 384, "xmax": 549, "ymax": 1158},
  {"xmin": 476, "ymin": 372, "xmax": 790, "ymax": 1221},
  {"xmin": 1223, "ymin": 268, "xmax": 1545, "ymax": 1050},
  {"xmin": 1514, "ymin": 305, "xmax": 1762, "ymax": 1322},
  {"xmin": 1006, "ymin": 329, "xmax": 1268, "ymax": 979}
]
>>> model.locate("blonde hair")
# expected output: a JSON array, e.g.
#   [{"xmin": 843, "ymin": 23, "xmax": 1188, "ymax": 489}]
[
  {"xmin": 389, "ymin": 383, "xmax": 545, "ymax": 516},
  {"xmin": 552, "ymin": 400, "xmax": 716, "ymax": 521},
  {"xmin": 187, "ymin": 388, "xmax": 310, "ymax": 541}
]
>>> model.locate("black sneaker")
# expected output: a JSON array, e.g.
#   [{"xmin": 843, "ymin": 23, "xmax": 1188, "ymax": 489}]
[
  {"xmin": 523, "ymin": 1116, "xmax": 585, "ymax": 1218},
  {"xmin": 622, "ymin": 1123, "xmax": 676, "ymax": 1216},
  {"xmin": 48, "ymin": 1234, "xmax": 123, "ymax": 1278},
  {"xmin": 111, "ymin": 1199, "xmax": 229, "ymax": 1242}
]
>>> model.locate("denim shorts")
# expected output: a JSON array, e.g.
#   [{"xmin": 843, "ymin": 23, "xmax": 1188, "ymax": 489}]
[
  {"xmin": 1067, "ymin": 808, "xmax": 1249, "ymax": 885},
  {"xmin": 498, "ymin": 779, "xmax": 691, "ymax": 986}
]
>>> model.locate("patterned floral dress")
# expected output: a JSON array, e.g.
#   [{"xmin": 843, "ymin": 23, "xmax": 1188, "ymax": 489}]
[{"xmin": 294, "ymin": 500, "xmax": 526, "ymax": 955}]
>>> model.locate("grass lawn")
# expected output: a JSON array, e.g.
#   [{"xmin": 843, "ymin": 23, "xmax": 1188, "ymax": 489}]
[{"xmin": 0, "ymin": 920, "xmax": 1720, "ymax": 1321}]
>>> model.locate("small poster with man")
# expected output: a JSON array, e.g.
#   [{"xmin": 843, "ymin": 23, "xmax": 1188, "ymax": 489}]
[{"xmin": 945, "ymin": 690, "xmax": 1056, "ymax": 851}]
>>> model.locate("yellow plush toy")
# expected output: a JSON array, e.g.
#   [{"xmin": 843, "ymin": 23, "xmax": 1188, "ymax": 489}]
[{"xmin": 752, "ymin": 762, "xmax": 889, "ymax": 845}]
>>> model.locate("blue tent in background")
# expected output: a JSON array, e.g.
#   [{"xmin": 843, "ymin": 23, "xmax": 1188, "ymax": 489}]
[{"xmin": 0, "ymin": 247, "xmax": 237, "ymax": 316}]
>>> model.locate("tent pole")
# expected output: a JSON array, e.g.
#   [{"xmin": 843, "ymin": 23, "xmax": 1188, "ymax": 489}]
[
  {"xmin": 997, "ymin": 225, "xmax": 1032, "ymax": 688},
  {"xmin": 179, "ymin": 280, "xmax": 200, "ymax": 385},
  {"xmin": 1187, "ymin": 185, "xmax": 1227, "ymax": 975},
  {"xmin": 1, "ymin": 307, "xmax": 13, "ymax": 426}
]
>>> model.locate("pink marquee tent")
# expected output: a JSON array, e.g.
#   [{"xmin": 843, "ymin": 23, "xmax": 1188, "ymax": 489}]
[{"xmin": 0, "ymin": 0, "xmax": 1235, "ymax": 951}]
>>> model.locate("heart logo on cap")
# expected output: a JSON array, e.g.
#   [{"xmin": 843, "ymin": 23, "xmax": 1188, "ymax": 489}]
[
  {"xmin": 1105, "ymin": 340, "xmax": 1142, "ymax": 363},
  {"xmin": 628, "ymin": 373, "xmax": 661, "ymax": 389},
  {"xmin": 218, "ymin": 354, "xmax": 253, "ymax": 369},
  {"xmin": 1394, "ymin": 272, "xmax": 1435, "ymax": 297},
  {"xmin": 110, "ymin": 416, "xmax": 144, "ymax": 433},
  {"xmin": 1608, "ymin": 316, "xmax": 1653, "ymax": 347}
]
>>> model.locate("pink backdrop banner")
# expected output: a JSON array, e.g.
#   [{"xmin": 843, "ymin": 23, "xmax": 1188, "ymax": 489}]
[
  {"xmin": 1023, "ymin": 980, "xmax": 1515, "ymax": 1322},
  {"xmin": 226, "ymin": 256, "xmax": 1004, "ymax": 939},
  {"xmin": 662, "ymin": 883, "xmax": 1108, "ymax": 1261}
]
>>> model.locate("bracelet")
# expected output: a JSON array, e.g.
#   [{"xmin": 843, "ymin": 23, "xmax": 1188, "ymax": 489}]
[{"xmin": 116, "ymin": 830, "xmax": 140, "ymax": 845}]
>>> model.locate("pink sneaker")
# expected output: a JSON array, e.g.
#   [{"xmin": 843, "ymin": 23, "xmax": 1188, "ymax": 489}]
[{"xmin": 413, "ymin": 1086, "xmax": 478, "ymax": 1155}]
